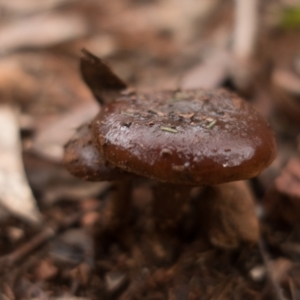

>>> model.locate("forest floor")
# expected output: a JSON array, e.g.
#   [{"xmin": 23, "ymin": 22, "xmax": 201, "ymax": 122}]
[{"xmin": 1, "ymin": 0, "xmax": 300, "ymax": 299}]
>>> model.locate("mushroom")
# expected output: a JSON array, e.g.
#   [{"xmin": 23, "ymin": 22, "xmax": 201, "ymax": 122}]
[
  {"xmin": 64, "ymin": 123, "xmax": 134, "ymax": 231},
  {"xmin": 64, "ymin": 123, "xmax": 130, "ymax": 182},
  {"xmin": 64, "ymin": 50, "xmax": 276, "ymax": 248},
  {"xmin": 92, "ymin": 88, "xmax": 276, "ymax": 237}
]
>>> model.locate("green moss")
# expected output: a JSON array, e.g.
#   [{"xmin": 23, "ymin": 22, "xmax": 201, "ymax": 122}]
[{"xmin": 281, "ymin": 6, "xmax": 300, "ymax": 30}]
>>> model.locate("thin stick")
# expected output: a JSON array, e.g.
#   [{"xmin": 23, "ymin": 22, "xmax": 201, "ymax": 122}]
[
  {"xmin": 289, "ymin": 278, "xmax": 296, "ymax": 300},
  {"xmin": 0, "ymin": 203, "xmax": 103, "ymax": 269},
  {"xmin": 233, "ymin": 0, "xmax": 258, "ymax": 61},
  {"xmin": 258, "ymin": 238, "xmax": 285, "ymax": 300}
]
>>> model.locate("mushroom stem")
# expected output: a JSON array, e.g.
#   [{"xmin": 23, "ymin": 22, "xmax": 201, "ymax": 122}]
[
  {"xmin": 152, "ymin": 183, "xmax": 191, "ymax": 232},
  {"xmin": 104, "ymin": 179, "xmax": 132, "ymax": 231},
  {"xmin": 197, "ymin": 181, "xmax": 259, "ymax": 249}
]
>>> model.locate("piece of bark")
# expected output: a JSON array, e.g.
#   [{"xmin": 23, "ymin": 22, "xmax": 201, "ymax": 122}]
[{"xmin": 0, "ymin": 106, "xmax": 41, "ymax": 223}]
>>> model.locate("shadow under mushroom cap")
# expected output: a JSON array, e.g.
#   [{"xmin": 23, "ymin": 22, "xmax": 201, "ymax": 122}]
[{"xmin": 93, "ymin": 89, "xmax": 276, "ymax": 186}]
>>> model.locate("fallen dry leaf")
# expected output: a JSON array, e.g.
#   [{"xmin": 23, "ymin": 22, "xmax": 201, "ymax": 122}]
[
  {"xmin": 0, "ymin": 12, "xmax": 88, "ymax": 55},
  {"xmin": 0, "ymin": 0, "xmax": 77, "ymax": 16},
  {"xmin": 0, "ymin": 106, "xmax": 41, "ymax": 223},
  {"xmin": 265, "ymin": 155, "xmax": 300, "ymax": 224},
  {"xmin": 273, "ymin": 68, "xmax": 300, "ymax": 95},
  {"xmin": 180, "ymin": 49, "xmax": 230, "ymax": 89},
  {"xmin": 32, "ymin": 102, "xmax": 99, "ymax": 162}
]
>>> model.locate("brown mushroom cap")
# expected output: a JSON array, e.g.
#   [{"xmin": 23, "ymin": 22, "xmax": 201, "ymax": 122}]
[
  {"xmin": 92, "ymin": 89, "xmax": 276, "ymax": 186},
  {"xmin": 63, "ymin": 123, "xmax": 131, "ymax": 181}
]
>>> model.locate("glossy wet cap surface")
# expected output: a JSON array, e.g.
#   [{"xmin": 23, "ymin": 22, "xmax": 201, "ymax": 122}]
[
  {"xmin": 93, "ymin": 89, "xmax": 276, "ymax": 185},
  {"xmin": 64, "ymin": 123, "xmax": 131, "ymax": 181}
]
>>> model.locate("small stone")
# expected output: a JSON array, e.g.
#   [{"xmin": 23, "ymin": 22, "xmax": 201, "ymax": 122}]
[{"xmin": 249, "ymin": 265, "xmax": 266, "ymax": 282}]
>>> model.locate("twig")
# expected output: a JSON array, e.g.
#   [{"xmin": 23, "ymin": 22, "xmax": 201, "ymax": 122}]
[
  {"xmin": 0, "ymin": 202, "xmax": 103, "ymax": 270},
  {"xmin": 258, "ymin": 238, "xmax": 286, "ymax": 300},
  {"xmin": 1, "ymin": 226, "xmax": 56, "ymax": 268},
  {"xmin": 231, "ymin": 0, "xmax": 259, "ymax": 90},
  {"xmin": 233, "ymin": 0, "xmax": 258, "ymax": 61},
  {"xmin": 211, "ymin": 277, "xmax": 234, "ymax": 300},
  {"xmin": 289, "ymin": 278, "xmax": 296, "ymax": 300}
]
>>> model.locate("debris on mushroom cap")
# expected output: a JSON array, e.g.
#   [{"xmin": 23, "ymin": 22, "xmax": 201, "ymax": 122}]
[
  {"xmin": 63, "ymin": 123, "xmax": 131, "ymax": 181},
  {"xmin": 93, "ymin": 89, "xmax": 276, "ymax": 186},
  {"xmin": 80, "ymin": 49, "xmax": 127, "ymax": 105}
]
